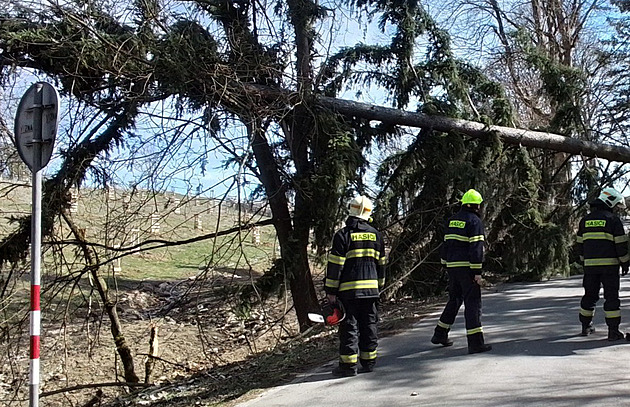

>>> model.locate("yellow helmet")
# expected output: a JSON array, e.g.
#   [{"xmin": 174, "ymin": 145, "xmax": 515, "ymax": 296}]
[
  {"xmin": 348, "ymin": 195, "xmax": 373, "ymax": 221},
  {"xmin": 461, "ymin": 189, "xmax": 483, "ymax": 205},
  {"xmin": 598, "ymin": 187, "xmax": 626, "ymax": 209}
]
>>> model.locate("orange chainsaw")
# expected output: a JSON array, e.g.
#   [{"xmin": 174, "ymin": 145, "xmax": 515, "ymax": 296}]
[{"xmin": 308, "ymin": 299, "xmax": 346, "ymax": 326}]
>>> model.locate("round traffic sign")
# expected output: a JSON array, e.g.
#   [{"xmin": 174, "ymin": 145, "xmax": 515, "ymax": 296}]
[{"xmin": 14, "ymin": 82, "xmax": 59, "ymax": 170}]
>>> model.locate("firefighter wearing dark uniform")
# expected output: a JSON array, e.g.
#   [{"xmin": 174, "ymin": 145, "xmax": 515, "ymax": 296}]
[
  {"xmin": 431, "ymin": 189, "xmax": 492, "ymax": 354},
  {"xmin": 325, "ymin": 195, "xmax": 386, "ymax": 377},
  {"xmin": 576, "ymin": 187, "xmax": 629, "ymax": 340}
]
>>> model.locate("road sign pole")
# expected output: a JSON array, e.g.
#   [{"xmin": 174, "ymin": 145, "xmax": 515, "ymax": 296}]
[
  {"xmin": 13, "ymin": 82, "xmax": 59, "ymax": 407},
  {"xmin": 29, "ymin": 84, "xmax": 44, "ymax": 407}
]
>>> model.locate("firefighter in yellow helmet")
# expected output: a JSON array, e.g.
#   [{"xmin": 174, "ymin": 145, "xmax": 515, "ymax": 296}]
[
  {"xmin": 576, "ymin": 187, "xmax": 630, "ymax": 340},
  {"xmin": 324, "ymin": 195, "xmax": 387, "ymax": 377},
  {"xmin": 431, "ymin": 189, "xmax": 492, "ymax": 354}
]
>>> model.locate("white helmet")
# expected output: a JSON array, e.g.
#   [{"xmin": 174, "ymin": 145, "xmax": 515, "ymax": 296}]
[
  {"xmin": 598, "ymin": 187, "xmax": 626, "ymax": 209},
  {"xmin": 348, "ymin": 195, "xmax": 373, "ymax": 221}
]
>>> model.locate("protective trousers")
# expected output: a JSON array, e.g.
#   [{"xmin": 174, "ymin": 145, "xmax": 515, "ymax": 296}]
[
  {"xmin": 580, "ymin": 271, "xmax": 621, "ymax": 329},
  {"xmin": 338, "ymin": 298, "xmax": 378, "ymax": 369},
  {"xmin": 437, "ymin": 270, "xmax": 484, "ymax": 341}
]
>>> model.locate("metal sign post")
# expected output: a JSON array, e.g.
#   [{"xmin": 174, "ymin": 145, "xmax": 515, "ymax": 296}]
[{"xmin": 14, "ymin": 82, "xmax": 59, "ymax": 407}]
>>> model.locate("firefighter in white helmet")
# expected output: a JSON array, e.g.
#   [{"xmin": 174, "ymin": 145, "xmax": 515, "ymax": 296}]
[
  {"xmin": 576, "ymin": 187, "xmax": 630, "ymax": 340},
  {"xmin": 324, "ymin": 195, "xmax": 387, "ymax": 377}
]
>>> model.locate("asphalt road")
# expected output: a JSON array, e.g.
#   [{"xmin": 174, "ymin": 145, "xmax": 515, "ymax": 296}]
[{"xmin": 238, "ymin": 276, "xmax": 630, "ymax": 407}]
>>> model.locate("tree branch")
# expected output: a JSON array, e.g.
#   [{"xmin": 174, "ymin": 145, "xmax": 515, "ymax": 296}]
[{"xmin": 40, "ymin": 382, "xmax": 151, "ymax": 398}]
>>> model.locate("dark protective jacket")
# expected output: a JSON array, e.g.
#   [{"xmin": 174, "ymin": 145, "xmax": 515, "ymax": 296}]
[
  {"xmin": 440, "ymin": 206, "xmax": 485, "ymax": 275},
  {"xmin": 576, "ymin": 200, "xmax": 630, "ymax": 273},
  {"xmin": 325, "ymin": 217, "xmax": 386, "ymax": 299}
]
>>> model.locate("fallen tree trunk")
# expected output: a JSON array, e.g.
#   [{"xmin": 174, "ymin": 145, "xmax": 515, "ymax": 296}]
[
  {"xmin": 245, "ymin": 83, "xmax": 630, "ymax": 162},
  {"xmin": 318, "ymin": 96, "xmax": 630, "ymax": 163}
]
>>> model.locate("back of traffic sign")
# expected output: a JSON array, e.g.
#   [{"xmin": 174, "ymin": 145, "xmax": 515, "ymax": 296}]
[{"xmin": 14, "ymin": 82, "xmax": 59, "ymax": 170}]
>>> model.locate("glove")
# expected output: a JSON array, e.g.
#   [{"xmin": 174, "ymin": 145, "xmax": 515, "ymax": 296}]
[{"xmin": 622, "ymin": 264, "xmax": 629, "ymax": 276}]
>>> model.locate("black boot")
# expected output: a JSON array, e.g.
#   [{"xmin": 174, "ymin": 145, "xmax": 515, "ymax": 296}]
[
  {"xmin": 467, "ymin": 332, "xmax": 492, "ymax": 354},
  {"xmin": 581, "ymin": 323, "xmax": 595, "ymax": 336},
  {"xmin": 580, "ymin": 313, "xmax": 594, "ymax": 336},
  {"xmin": 431, "ymin": 325, "xmax": 454, "ymax": 347},
  {"xmin": 332, "ymin": 363, "xmax": 357, "ymax": 377},
  {"xmin": 608, "ymin": 327, "xmax": 625, "ymax": 341},
  {"xmin": 606, "ymin": 317, "xmax": 624, "ymax": 341},
  {"xmin": 358, "ymin": 361, "xmax": 375, "ymax": 373}
]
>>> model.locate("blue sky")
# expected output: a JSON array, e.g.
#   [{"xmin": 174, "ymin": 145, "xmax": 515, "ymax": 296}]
[
  {"xmin": 4, "ymin": 0, "xmax": 624, "ymax": 202},
  {"xmin": 0, "ymin": 3, "xmax": 399, "ymax": 201}
]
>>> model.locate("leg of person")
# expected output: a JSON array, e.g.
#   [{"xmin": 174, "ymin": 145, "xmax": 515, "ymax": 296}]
[
  {"xmin": 431, "ymin": 270, "xmax": 463, "ymax": 347},
  {"xmin": 580, "ymin": 273, "xmax": 601, "ymax": 336},
  {"xmin": 602, "ymin": 270, "xmax": 623, "ymax": 341},
  {"xmin": 333, "ymin": 298, "xmax": 358, "ymax": 377},
  {"xmin": 462, "ymin": 273, "xmax": 491, "ymax": 354},
  {"xmin": 357, "ymin": 298, "xmax": 378, "ymax": 373}
]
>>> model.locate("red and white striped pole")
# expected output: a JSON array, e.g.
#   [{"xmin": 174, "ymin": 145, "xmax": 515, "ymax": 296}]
[
  {"xmin": 14, "ymin": 82, "xmax": 59, "ymax": 407},
  {"xmin": 29, "ymin": 255, "xmax": 41, "ymax": 407},
  {"xmin": 29, "ymin": 83, "xmax": 44, "ymax": 407}
]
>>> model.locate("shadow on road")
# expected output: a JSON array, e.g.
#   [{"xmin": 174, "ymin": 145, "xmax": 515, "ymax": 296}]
[{"xmin": 239, "ymin": 276, "xmax": 630, "ymax": 407}]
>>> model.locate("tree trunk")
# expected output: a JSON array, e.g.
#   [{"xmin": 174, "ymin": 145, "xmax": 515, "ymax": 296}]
[
  {"xmin": 97, "ymin": 273, "xmax": 140, "ymax": 383},
  {"xmin": 318, "ymin": 96, "xmax": 630, "ymax": 162},
  {"xmin": 243, "ymin": 83, "xmax": 630, "ymax": 162},
  {"xmin": 284, "ymin": 237, "xmax": 320, "ymax": 331},
  {"xmin": 284, "ymin": 0, "xmax": 321, "ymax": 330},
  {"xmin": 62, "ymin": 213, "xmax": 140, "ymax": 383},
  {"xmin": 248, "ymin": 122, "xmax": 319, "ymax": 331}
]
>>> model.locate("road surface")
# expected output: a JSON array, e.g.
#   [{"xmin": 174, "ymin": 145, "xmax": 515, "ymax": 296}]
[{"xmin": 238, "ymin": 276, "xmax": 630, "ymax": 407}]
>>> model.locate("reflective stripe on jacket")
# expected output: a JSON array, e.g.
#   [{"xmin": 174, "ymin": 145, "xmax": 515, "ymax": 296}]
[
  {"xmin": 440, "ymin": 207, "xmax": 485, "ymax": 274},
  {"xmin": 325, "ymin": 217, "xmax": 386, "ymax": 299},
  {"xmin": 577, "ymin": 206, "xmax": 629, "ymax": 272}
]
